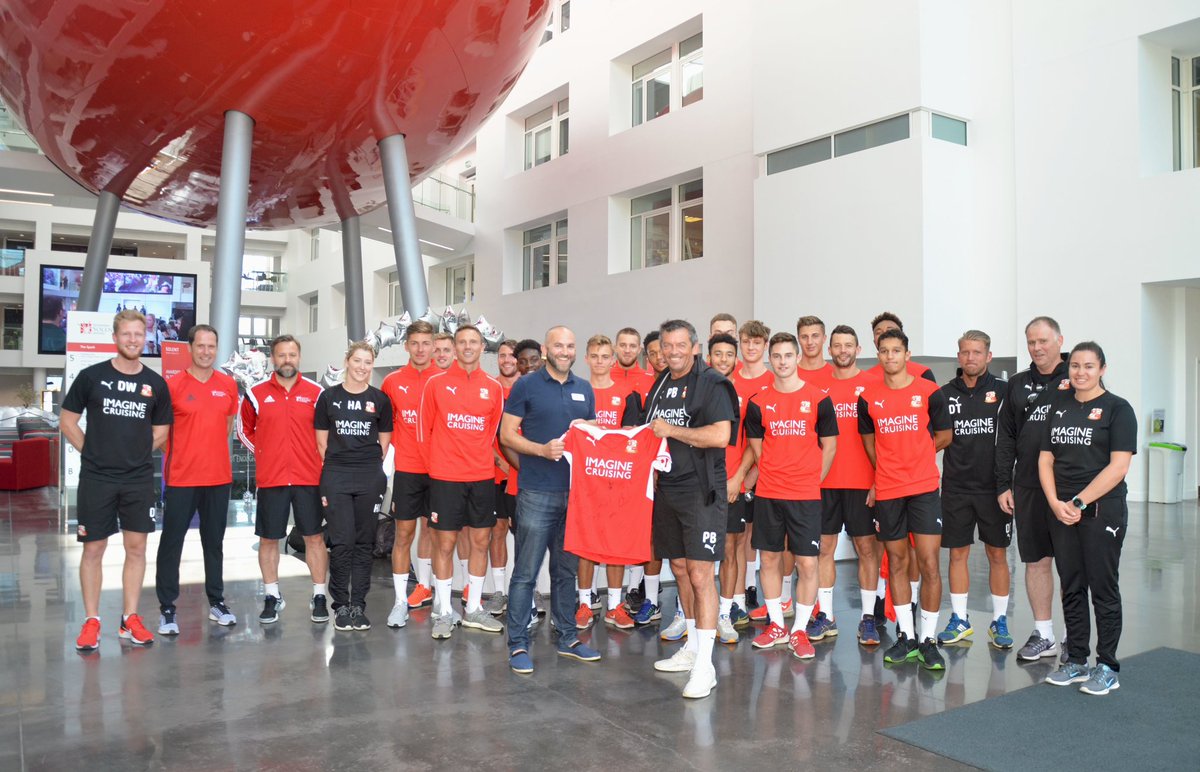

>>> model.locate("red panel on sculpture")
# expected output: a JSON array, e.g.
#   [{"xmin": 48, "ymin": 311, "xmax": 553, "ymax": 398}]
[{"xmin": 0, "ymin": 0, "xmax": 549, "ymax": 228}]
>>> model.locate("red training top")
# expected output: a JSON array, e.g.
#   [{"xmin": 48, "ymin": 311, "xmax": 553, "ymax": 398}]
[
  {"xmin": 857, "ymin": 376, "xmax": 949, "ymax": 500},
  {"xmin": 380, "ymin": 363, "xmax": 439, "ymax": 475},
  {"xmin": 820, "ymin": 370, "xmax": 876, "ymax": 490},
  {"xmin": 744, "ymin": 384, "xmax": 838, "ymax": 500},
  {"xmin": 164, "ymin": 368, "xmax": 238, "ymax": 486},
  {"xmin": 417, "ymin": 362, "xmax": 505, "ymax": 482},
  {"xmin": 237, "ymin": 374, "xmax": 324, "ymax": 488}
]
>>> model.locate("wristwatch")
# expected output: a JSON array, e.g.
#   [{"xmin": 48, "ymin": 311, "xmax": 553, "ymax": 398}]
[{"xmin": 1071, "ymin": 496, "xmax": 1087, "ymax": 511}]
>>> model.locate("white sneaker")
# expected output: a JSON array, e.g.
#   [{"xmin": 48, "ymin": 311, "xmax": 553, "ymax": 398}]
[
  {"xmin": 716, "ymin": 613, "xmax": 738, "ymax": 645},
  {"xmin": 654, "ymin": 647, "xmax": 697, "ymax": 673},
  {"xmin": 660, "ymin": 612, "xmax": 688, "ymax": 641},
  {"xmin": 682, "ymin": 664, "xmax": 718, "ymax": 699},
  {"xmin": 387, "ymin": 601, "xmax": 409, "ymax": 629}
]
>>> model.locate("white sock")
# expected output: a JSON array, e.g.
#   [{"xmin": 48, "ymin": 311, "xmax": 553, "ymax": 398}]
[
  {"xmin": 781, "ymin": 575, "xmax": 793, "ymax": 603},
  {"xmin": 991, "ymin": 594, "xmax": 1008, "ymax": 621},
  {"xmin": 416, "ymin": 557, "xmax": 432, "ymax": 587},
  {"xmin": 734, "ymin": 593, "xmax": 746, "ymax": 610},
  {"xmin": 607, "ymin": 588, "xmax": 621, "ymax": 611},
  {"xmin": 1035, "ymin": 619, "xmax": 1055, "ymax": 643},
  {"xmin": 861, "ymin": 588, "xmax": 877, "ymax": 618},
  {"xmin": 683, "ymin": 619, "xmax": 698, "ymax": 652},
  {"xmin": 876, "ymin": 578, "xmax": 887, "ymax": 599},
  {"xmin": 951, "ymin": 592, "xmax": 968, "ymax": 620},
  {"xmin": 392, "ymin": 574, "xmax": 407, "ymax": 598},
  {"xmin": 746, "ymin": 562, "xmax": 758, "ymax": 589},
  {"xmin": 645, "ymin": 575, "xmax": 660, "ymax": 606},
  {"xmin": 466, "ymin": 574, "xmax": 485, "ymax": 613},
  {"xmin": 312, "ymin": 583, "xmax": 326, "ymax": 597},
  {"xmin": 792, "ymin": 603, "xmax": 815, "ymax": 634},
  {"xmin": 895, "ymin": 602, "xmax": 915, "ymax": 638},
  {"xmin": 435, "ymin": 577, "xmax": 453, "ymax": 617},
  {"xmin": 459, "ymin": 558, "xmax": 468, "ymax": 579},
  {"xmin": 492, "ymin": 567, "xmax": 506, "ymax": 593},
  {"xmin": 265, "ymin": 582, "xmax": 280, "ymax": 598},
  {"xmin": 919, "ymin": 608, "xmax": 940, "ymax": 642},
  {"xmin": 591, "ymin": 570, "xmax": 600, "ymax": 591},
  {"xmin": 578, "ymin": 589, "xmax": 590, "ymax": 607},
  {"xmin": 909, "ymin": 581, "xmax": 920, "ymax": 601},
  {"xmin": 766, "ymin": 597, "xmax": 784, "ymax": 629},
  {"xmin": 817, "ymin": 586, "xmax": 834, "ymax": 620},
  {"xmin": 719, "ymin": 596, "xmax": 733, "ymax": 616},
  {"xmin": 627, "ymin": 565, "xmax": 644, "ymax": 590},
  {"xmin": 695, "ymin": 628, "xmax": 716, "ymax": 666}
]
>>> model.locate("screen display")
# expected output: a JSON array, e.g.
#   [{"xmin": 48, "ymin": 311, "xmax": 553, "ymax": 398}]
[{"xmin": 39, "ymin": 265, "xmax": 197, "ymax": 356}]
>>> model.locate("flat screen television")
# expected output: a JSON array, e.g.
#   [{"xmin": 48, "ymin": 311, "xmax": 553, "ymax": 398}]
[{"xmin": 39, "ymin": 264, "xmax": 198, "ymax": 356}]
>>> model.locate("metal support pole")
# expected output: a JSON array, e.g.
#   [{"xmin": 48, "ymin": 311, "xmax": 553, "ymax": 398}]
[
  {"xmin": 379, "ymin": 134, "xmax": 430, "ymax": 315},
  {"xmin": 76, "ymin": 191, "xmax": 120, "ymax": 312},
  {"xmin": 210, "ymin": 110, "xmax": 254, "ymax": 364},
  {"xmin": 341, "ymin": 215, "xmax": 366, "ymax": 342}
]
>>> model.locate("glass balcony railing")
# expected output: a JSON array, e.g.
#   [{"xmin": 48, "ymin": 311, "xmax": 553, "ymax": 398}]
[
  {"xmin": 240, "ymin": 270, "xmax": 287, "ymax": 293},
  {"xmin": 412, "ymin": 175, "xmax": 475, "ymax": 222},
  {"xmin": 0, "ymin": 249, "xmax": 25, "ymax": 277},
  {"xmin": 0, "ymin": 103, "xmax": 41, "ymax": 154}
]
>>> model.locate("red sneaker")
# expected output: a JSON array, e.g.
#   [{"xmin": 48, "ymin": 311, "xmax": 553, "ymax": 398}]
[
  {"xmin": 75, "ymin": 618, "xmax": 100, "ymax": 651},
  {"xmin": 575, "ymin": 603, "xmax": 594, "ymax": 630},
  {"xmin": 749, "ymin": 599, "xmax": 792, "ymax": 622},
  {"xmin": 605, "ymin": 605, "xmax": 636, "ymax": 630},
  {"xmin": 118, "ymin": 613, "xmax": 154, "ymax": 646},
  {"xmin": 407, "ymin": 583, "xmax": 433, "ymax": 609},
  {"xmin": 789, "ymin": 629, "xmax": 815, "ymax": 659},
  {"xmin": 752, "ymin": 622, "xmax": 790, "ymax": 649}
]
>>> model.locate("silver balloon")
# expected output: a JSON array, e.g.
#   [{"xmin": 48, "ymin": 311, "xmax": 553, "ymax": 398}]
[
  {"xmin": 321, "ymin": 364, "xmax": 345, "ymax": 388},
  {"xmin": 372, "ymin": 320, "xmax": 401, "ymax": 352},
  {"xmin": 475, "ymin": 315, "xmax": 505, "ymax": 352},
  {"xmin": 416, "ymin": 306, "xmax": 439, "ymax": 330},
  {"xmin": 221, "ymin": 350, "xmax": 269, "ymax": 394},
  {"xmin": 440, "ymin": 306, "xmax": 459, "ymax": 335},
  {"xmin": 457, "ymin": 307, "xmax": 471, "ymax": 327},
  {"xmin": 393, "ymin": 311, "xmax": 412, "ymax": 344}
]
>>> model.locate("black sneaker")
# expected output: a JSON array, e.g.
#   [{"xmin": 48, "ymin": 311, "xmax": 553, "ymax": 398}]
[
  {"xmin": 623, "ymin": 586, "xmax": 644, "ymax": 615},
  {"xmin": 310, "ymin": 594, "xmax": 329, "ymax": 623},
  {"xmin": 351, "ymin": 606, "xmax": 371, "ymax": 631},
  {"xmin": 334, "ymin": 606, "xmax": 354, "ymax": 631},
  {"xmin": 746, "ymin": 586, "xmax": 759, "ymax": 612},
  {"xmin": 883, "ymin": 631, "xmax": 918, "ymax": 664},
  {"xmin": 589, "ymin": 590, "xmax": 602, "ymax": 611},
  {"xmin": 917, "ymin": 637, "xmax": 945, "ymax": 670},
  {"xmin": 873, "ymin": 595, "xmax": 888, "ymax": 635},
  {"xmin": 259, "ymin": 595, "xmax": 284, "ymax": 624}
]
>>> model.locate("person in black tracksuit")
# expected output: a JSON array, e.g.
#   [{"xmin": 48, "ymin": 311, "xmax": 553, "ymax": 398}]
[
  {"xmin": 994, "ymin": 316, "xmax": 1072, "ymax": 660},
  {"xmin": 315, "ymin": 343, "xmax": 393, "ymax": 632},
  {"xmin": 938, "ymin": 330, "xmax": 1012, "ymax": 647},
  {"xmin": 1038, "ymin": 342, "xmax": 1136, "ymax": 696}
]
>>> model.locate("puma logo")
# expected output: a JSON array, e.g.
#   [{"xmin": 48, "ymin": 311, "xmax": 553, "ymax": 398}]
[
  {"xmin": 100, "ymin": 380, "xmax": 113, "ymax": 390},
  {"xmin": 874, "ymin": 400, "xmax": 885, "ymax": 409},
  {"xmin": 332, "ymin": 401, "xmax": 342, "ymax": 409},
  {"xmin": 949, "ymin": 396, "xmax": 961, "ymax": 405},
  {"xmin": 810, "ymin": 540, "xmax": 819, "ymax": 548},
  {"xmin": 765, "ymin": 404, "xmax": 777, "ymax": 413},
  {"xmin": 1056, "ymin": 409, "xmax": 1066, "ymax": 418},
  {"xmin": 936, "ymin": 518, "xmax": 942, "ymax": 526},
  {"xmin": 395, "ymin": 384, "xmax": 409, "ymax": 394},
  {"xmin": 445, "ymin": 386, "xmax": 457, "ymax": 395},
  {"xmin": 1105, "ymin": 526, "xmax": 1120, "ymax": 538},
  {"xmin": 585, "ymin": 434, "xmax": 597, "ymax": 446}
]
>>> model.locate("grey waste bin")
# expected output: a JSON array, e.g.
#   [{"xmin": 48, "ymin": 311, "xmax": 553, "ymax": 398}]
[{"xmin": 1148, "ymin": 442, "xmax": 1187, "ymax": 504}]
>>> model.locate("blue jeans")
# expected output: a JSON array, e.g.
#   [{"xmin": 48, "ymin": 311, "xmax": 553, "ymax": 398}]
[{"xmin": 506, "ymin": 488, "xmax": 578, "ymax": 652}]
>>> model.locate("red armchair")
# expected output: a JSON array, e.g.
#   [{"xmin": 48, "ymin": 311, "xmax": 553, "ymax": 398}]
[{"xmin": 0, "ymin": 436, "xmax": 53, "ymax": 490}]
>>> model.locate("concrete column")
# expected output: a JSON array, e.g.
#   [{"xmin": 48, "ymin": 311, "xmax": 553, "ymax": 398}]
[
  {"xmin": 210, "ymin": 110, "xmax": 255, "ymax": 363},
  {"xmin": 379, "ymin": 134, "xmax": 430, "ymax": 315},
  {"xmin": 340, "ymin": 216, "xmax": 366, "ymax": 342},
  {"xmin": 76, "ymin": 191, "xmax": 120, "ymax": 311}
]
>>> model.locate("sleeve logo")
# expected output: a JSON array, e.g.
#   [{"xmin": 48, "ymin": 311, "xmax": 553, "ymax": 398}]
[
  {"xmin": 910, "ymin": 395, "xmax": 922, "ymax": 407},
  {"xmin": 611, "ymin": 396, "xmax": 622, "ymax": 406},
  {"xmin": 625, "ymin": 439, "xmax": 639, "ymax": 454},
  {"xmin": 984, "ymin": 391, "xmax": 997, "ymax": 403},
  {"xmin": 140, "ymin": 384, "xmax": 154, "ymax": 397},
  {"xmin": 365, "ymin": 401, "xmax": 376, "ymax": 413},
  {"xmin": 800, "ymin": 400, "xmax": 811, "ymax": 413},
  {"xmin": 479, "ymin": 388, "xmax": 489, "ymax": 399},
  {"xmin": 1058, "ymin": 379, "xmax": 1071, "ymax": 390},
  {"xmin": 1088, "ymin": 408, "xmax": 1103, "ymax": 420}
]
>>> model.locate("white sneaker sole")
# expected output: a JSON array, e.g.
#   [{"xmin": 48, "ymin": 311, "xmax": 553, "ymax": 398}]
[
  {"xmin": 654, "ymin": 655, "xmax": 697, "ymax": 673},
  {"xmin": 1080, "ymin": 681, "xmax": 1119, "ymax": 695}
]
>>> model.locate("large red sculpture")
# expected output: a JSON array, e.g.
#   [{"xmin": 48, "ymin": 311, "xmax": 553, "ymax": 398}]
[{"xmin": 0, "ymin": 0, "xmax": 548, "ymax": 229}]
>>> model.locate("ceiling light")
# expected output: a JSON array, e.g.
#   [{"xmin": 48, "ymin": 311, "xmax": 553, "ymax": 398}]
[
  {"xmin": 0, "ymin": 187, "xmax": 53, "ymax": 197},
  {"xmin": 379, "ymin": 227, "xmax": 392, "ymax": 233},
  {"xmin": 419, "ymin": 238, "xmax": 454, "ymax": 250},
  {"xmin": 0, "ymin": 198, "xmax": 52, "ymax": 207}
]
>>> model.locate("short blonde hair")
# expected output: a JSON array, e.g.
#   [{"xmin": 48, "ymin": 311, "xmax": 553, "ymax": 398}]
[
  {"xmin": 113, "ymin": 309, "xmax": 146, "ymax": 332},
  {"xmin": 345, "ymin": 341, "xmax": 376, "ymax": 361},
  {"xmin": 587, "ymin": 334, "xmax": 613, "ymax": 352}
]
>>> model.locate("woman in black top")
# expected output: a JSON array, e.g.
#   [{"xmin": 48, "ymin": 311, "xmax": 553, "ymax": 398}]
[
  {"xmin": 315, "ymin": 342, "xmax": 393, "ymax": 631},
  {"xmin": 1038, "ymin": 342, "xmax": 1136, "ymax": 696}
]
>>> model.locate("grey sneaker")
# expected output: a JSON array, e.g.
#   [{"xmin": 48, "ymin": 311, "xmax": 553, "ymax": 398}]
[
  {"xmin": 431, "ymin": 613, "xmax": 455, "ymax": 640},
  {"xmin": 334, "ymin": 606, "xmax": 354, "ymax": 632},
  {"xmin": 716, "ymin": 613, "xmax": 738, "ymax": 644},
  {"xmin": 1060, "ymin": 635, "xmax": 1070, "ymax": 664},
  {"xmin": 1044, "ymin": 661, "xmax": 1091, "ymax": 686},
  {"xmin": 484, "ymin": 592, "xmax": 508, "ymax": 617},
  {"xmin": 1079, "ymin": 663, "xmax": 1119, "ymax": 695},
  {"xmin": 208, "ymin": 603, "xmax": 236, "ymax": 626},
  {"xmin": 660, "ymin": 612, "xmax": 688, "ymax": 641},
  {"xmin": 158, "ymin": 609, "xmax": 179, "ymax": 636},
  {"xmin": 461, "ymin": 608, "xmax": 503, "ymax": 633},
  {"xmin": 387, "ymin": 601, "xmax": 409, "ymax": 629},
  {"xmin": 1017, "ymin": 631, "xmax": 1060, "ymax": 661}
]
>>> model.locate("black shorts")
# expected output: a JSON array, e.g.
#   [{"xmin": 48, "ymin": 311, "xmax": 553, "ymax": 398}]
[
  {"xmin": 652, "ymin": 486, "xmax": 726, "ymax": 562},
  {"xmin": 256, "ymin": 485, "xmax": 324, "ymax": 540},
  {"xmin": 429, "ymin": 478, "xmax": 496, "ymax": 531},
  {"xmin": 750, "ymin": 497, "xmax": 822, "ymax": 556},
  {"xmin": 1013, "ymin": 484, "xmax": 1054, "ymax": 562},
  {"xmin": 820, "ymin": 488, "xmax": 876, "ymax": 538},
  {"xmin": 75, "ymin": 476, "xmax": 157, "ymax": 542},
  {"xmin": 942, "ymin": 490, "xmax": 1012, "ymax": 549},
  {"xmin": 874, "ymin": 490, "xmax": 941, "ymax": 542},
  {"xmin": 494, "ymin": 484, "xmax": 516, "ymax": 520},
  {"xmin": 726, "ymin": 494, "xmax": 749, "ymax": 534},
  {"xmin": 391, "ymin": 471, "xmax": 431, "ymax": 521}
]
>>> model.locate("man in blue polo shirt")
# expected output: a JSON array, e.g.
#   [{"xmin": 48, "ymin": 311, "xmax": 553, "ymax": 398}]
[{"xmin": 500, "ymin": 326, "xmax": 600, "ymax": 673}]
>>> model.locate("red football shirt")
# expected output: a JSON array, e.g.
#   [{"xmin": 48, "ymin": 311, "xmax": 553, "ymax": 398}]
[
  {"xmin": 857, "ymin": 377, "xmax": 950, "ymax": 499},
  {"xmin": 165, "ymin": 369, "xmax": 238, "ymax": 486},
  {"xmin": 744, "ymin": 384, "xmax": 838, "ymax": 500},
  {"xmin": 237, "ymin": 374, "xmax": 324, "ymax": 487},
  {"xmin": 417, "ymin": 362, "xmax": 505, "ymax": 482},
  {"xmin": 727, "ymin": 366, "xmax": 773, "ymax": 480},
  {"xmin": 592, "ymin": 382, "xmax": 640, "ymax": 429},
  {"xmin": 821, "ymin": 371, "xmax": 876, "ymax": 489},
  {"xmin": 380, "ymin": 363, "xmax": 438, "ymax": 474},
  {"xmin": 798, "ymin": 362, "xmax": 834, "ymax": 391},
  {"xmin": 563, "ymin": 423, "xmax": 672, "ymax": 564},
  {"xmin": 612, "ymin": 363, "xmax": 656, "ymax": 399},
  {"xmin": 866, "ymin": 360, "xmax": 935, "ymax": 382}
]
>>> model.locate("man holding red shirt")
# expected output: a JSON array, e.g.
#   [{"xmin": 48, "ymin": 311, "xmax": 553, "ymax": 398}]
[
  {"xmin": 745, "ymin": 333, "xmax": 838, "ymax": 659},
  {"xmin": 379, "ymin": 320, "xmax": 438, "ymax": 629},
  {"xmin": 418, "ymin": 325, "xmax": 506, "ymax": 639},
  {"xmin": 156, "ymin": 325, "xmax": 239, "ymax": 634},
  {"xmin": 857, "ymin": 329, "xmax": 952, "ymax": 670},
  {"xmin": 237, "ymin": 335, "xmax": 328, "ymax": 625}
]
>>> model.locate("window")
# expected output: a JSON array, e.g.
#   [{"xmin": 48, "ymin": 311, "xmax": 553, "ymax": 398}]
[
  {"xmin": 524, "ymin": 97, "xmax": 569, "ymax": 170},
  {"xmin": 834, "ymin": 114, "xmax": 909, "ymax": 156},
  {"xmin": 445, "ymin": 262, "xmax": 475, "ymax": 305},
  {"xmin": 387, "ymin": 271, "xmax": 406, "ymax": 316},
  {"xmin": 2, "ymin": 305, "xmax": 22, "ymax": 350},
  {"xmin": 630, "ymin": 178, "xmax": 702, "ymax": 270},
  {"xmin": 540, "ymin": 1, "xmax": 570, "ymax": 45},
  {"xmin": 766, "ymin": 137, "xmax": 831, "ymax": 175},
  {"xmin": 309, "ymin": 230, "xmax": 320, "ymax": 262},
  {"xmin": 306, "ymin": 295, "xmax": 318, "ymax": 333},
  {"xmin": 522, "ymin": 219, "xmax": 568, "ymax": 290},
  {"xmin": 1171, "ymin": 54, "xmax": 1200, "ymax": 171},
  {"xmin": 931, "ymin": 114, "xmax": 967, "ymax": 145},
  {"xmin": 631, "ymin": 32, "xmax": 702, "ymax": 127},
  {"xmin": 560, "ymin": 1, "xmax": 570, "ymax": 32},
  {"xmin": 765, "ymin": 113, "xmax": 915, "ymax": 177}
]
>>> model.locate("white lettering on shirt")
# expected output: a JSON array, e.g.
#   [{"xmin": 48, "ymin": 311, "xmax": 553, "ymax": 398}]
[
  {"xmin": 769, "ymin": 419, "xmax": 808, "ymax": 436},
  {"xmin": 1050, "ymin": 425, "xmax": 1093, "ymax": 446},
  {"xmin": 584, "ymin": 456, "xmax": 634, "ymax": 479},
  {"xmin": 446, "ymin": 413, "xmax": 487, "ymax": 431},
  {"xmin": 101, "ymin": 397, "xmax": 148, "ymax": 419},
  {"xmin": 954, "ymin": 417, "xmax": 994, "ymax": 436},
  {"xmin": 877, "ymin": 415, "xmax": 920, "ymax": 434}
]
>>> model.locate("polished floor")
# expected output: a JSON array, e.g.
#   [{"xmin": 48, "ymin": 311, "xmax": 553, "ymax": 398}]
[{"xmin": 2, "ymin": 491, "xmax": 1198, "ymax": 770}]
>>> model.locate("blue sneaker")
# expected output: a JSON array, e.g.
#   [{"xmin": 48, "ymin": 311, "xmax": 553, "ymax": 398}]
[
  {"xmin": 730, "ymin": 602, "xmax": 750, "ymax": 628},
  {"xmin": 988, "ymin": 615, "xmax": 1014, "ymax": 649},
  {"xmin": 805, "ymin": 611, "xmax": 838, "ymax": 641},
  {"xmin": 509, "ymin": 648, "xmax": 534, "ymax": 674},
  {"xmin": 1079, "ymin": 664, "xmax": 1119, "ymax": 695},
  {"xmin": 558, "ymin": 639, "xmax": 601, "ymax": 662},
  {"xmin": 633, "ymin": 600, "xmax": 661, "ymax": 626},
  {"xmin": 1044, "ymin": 661, "xmax": 1090, "ymax": 686},
  {"xmin": 937, "ymin": 613, "xmax": 974, "ymax": 644},
  {"xmin": 857, "ymin": 614, "xmax": 880, "ymax": 646}
]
